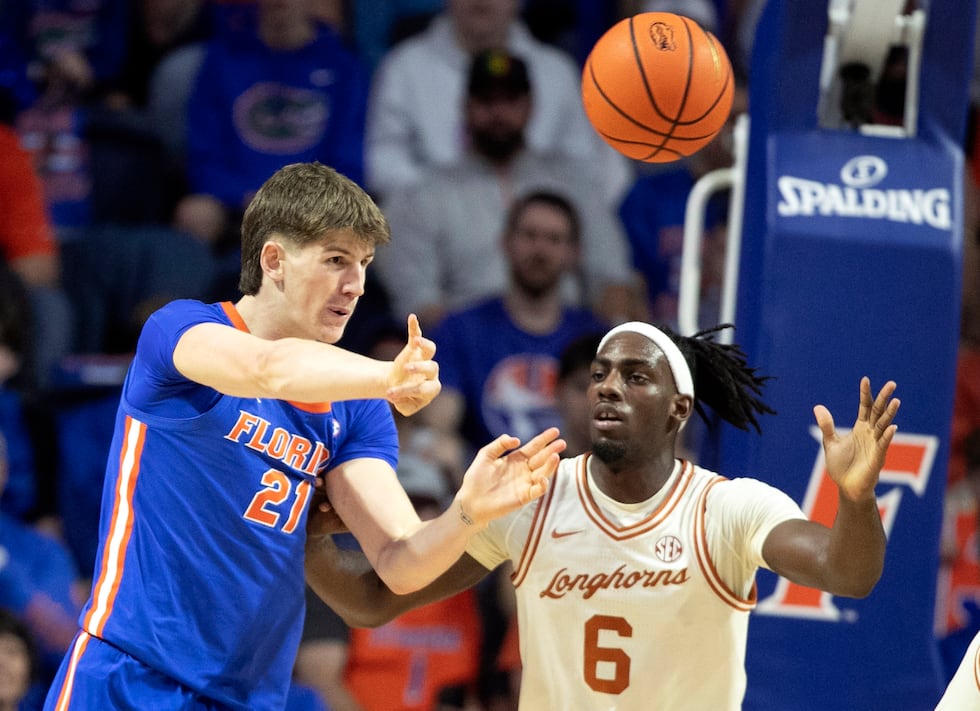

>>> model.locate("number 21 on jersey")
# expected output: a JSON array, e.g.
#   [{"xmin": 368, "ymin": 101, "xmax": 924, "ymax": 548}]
[{"xmin": 243, "ymin": 468, "xmax": 313, "ymax": 534}]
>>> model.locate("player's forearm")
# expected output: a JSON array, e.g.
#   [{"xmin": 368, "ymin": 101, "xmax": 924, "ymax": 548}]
[
  {"xmin": 824, "ymin": 495, "xmax": 887, "ymax": 598},
  {"xmin": 371, "ymin": 502, "xmax": 477, "ymax": 595},
  {"xmin": 178, "ymin": 327, "xmax": 392, "ymax": 403},
  {"xmin": 304, "ymin": 537, "xmax": 409, "ymax": 627},
  {"xmin": 254, "ymin": 338, "xmax": 391, "ymax": 402},
  {"xmin": 305, "ymin": 533, "xmax": 477, "ymax": 627}
]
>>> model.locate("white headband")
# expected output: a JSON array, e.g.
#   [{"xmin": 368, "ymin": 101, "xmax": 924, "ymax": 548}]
[{"xmin": 597, "ymin": 322, "xmax": 695, "ymax": 399}]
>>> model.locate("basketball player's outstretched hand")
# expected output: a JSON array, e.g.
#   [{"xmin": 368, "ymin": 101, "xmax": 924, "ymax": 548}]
[
  {"xmin": 454, "ymin": 428, "xmax": 566, "ymax": 527},
  {"xmin": 386, "ymin": 314, "xmax": 441, "ymax": 416},
  {"xmin": 813, "ymin": 377, "xmax": 900, "ymax": 503}
]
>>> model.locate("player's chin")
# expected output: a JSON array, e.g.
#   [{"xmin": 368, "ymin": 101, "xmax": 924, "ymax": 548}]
[{"xmin": 317, "ymin": 318, "xmax": 349, "ymax": 344}]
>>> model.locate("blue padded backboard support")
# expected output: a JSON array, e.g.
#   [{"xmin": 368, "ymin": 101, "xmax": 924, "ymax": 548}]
[{"xmin": 709, "ymin": 1, "xmax": 977, "ymax": 709}]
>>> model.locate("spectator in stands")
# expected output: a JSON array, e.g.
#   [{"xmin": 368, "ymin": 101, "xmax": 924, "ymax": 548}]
[
  {"xmin": 0, "ymin": 268, "xmax": 39, "ymax": 521},
  {"xmin": 422, "ymin": 190, "xmax": 609, "ymax": 453},
  {"xmin": 365, "ymin": 0, "xmax": 631, "ymax": 205},
  {"xmin": 4, "ymin": 0, "xmax": 129, "ymax": 106},
  {"xmin": 174, "ymin": 0, "xmax": 370, "ymax": 266},
  {"xmin": 297, "ymin": 488, "xmax": 480, "ymax": 711},
  {"xmin": 102, "ymin": 0, "xmax": 212, "ymax": 112},
  {"xmin": 0, "ymin": 123, "xmax": 72, "ymax": 390},
  {"xmin": 375, "ymin": 49, "xmax": 642, "ymax": 329},
  {"xmin": 0, "ymin": 416, "xmax": 85, "ymax": 694},
  {"xmin": 0, "ymin": 609, "xmax": 39, "ymax": 711}
]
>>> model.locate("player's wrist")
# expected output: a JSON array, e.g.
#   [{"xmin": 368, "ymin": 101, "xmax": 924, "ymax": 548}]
[
  {"xmin": 452, "ymin": 494, "xmax": 487, "ymax": 530},
  {"xmin": 458, "ymin": 500, "xmax": 476, "ymax": 526},
  {"xmin": 836, "ymin": 484, "xmax": 879, "ymax": 509},
  {"xmin": 379, "ymin": 360, "xmax": 397, "ymax": 400}
]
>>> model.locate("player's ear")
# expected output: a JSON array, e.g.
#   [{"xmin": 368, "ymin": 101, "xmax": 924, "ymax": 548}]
[
  {"xmin": 260, "ymin": 241, "xmax": 287, "ymax": 282},
  {"xmin": 670, "ymin": 394, "xmax": 693, "ymax": 423}
]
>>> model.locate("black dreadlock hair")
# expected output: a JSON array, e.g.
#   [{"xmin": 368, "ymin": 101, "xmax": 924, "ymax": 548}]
[{"xmin": 661, "ymin": 323, "xmax": 776, "ymax": 434}]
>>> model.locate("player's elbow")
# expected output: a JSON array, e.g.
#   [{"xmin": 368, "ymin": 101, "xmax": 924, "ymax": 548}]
[
  {"xmin": 831, "ymin": 565, "xmax": 884, "ymax": 599},
  {"xmin": 382, "ymin": 577, "xmax": 421, "ymax": 597},
  {"xmin": 337, "ymin": 606, "xmax": 395, "ymax": 629},
  {"xmin": 336, "ymin": 586, "xmax": 409, "ymax": 628},
  {"xmin": 854, "ymin": 568, "xmax": 885, "ymax": 598}
]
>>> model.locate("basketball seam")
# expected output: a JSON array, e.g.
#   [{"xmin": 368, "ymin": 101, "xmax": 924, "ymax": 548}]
[{"xmin": 585, "ymin": 50, "xmax": 720, "ymax": 148}]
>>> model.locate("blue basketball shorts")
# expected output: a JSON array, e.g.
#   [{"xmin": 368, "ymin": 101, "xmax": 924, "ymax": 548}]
[{"xmin": 43, "ymin": 631, "xmax": 226, "ymax": 711}]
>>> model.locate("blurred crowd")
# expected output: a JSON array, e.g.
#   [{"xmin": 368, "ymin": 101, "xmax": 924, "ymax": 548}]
[{"xmin": 0, "ymin": 1, "xmax": 977, "ymax": 710}]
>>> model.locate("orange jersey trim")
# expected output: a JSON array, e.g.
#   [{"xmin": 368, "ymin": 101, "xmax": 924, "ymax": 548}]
[
  {"xmin": 973, "ymin": 641, "xmax": 980, "ymax": 691},
  {"xmin": 693, "ymin": 477, "xmax": 756, "ymax": 612},
  {"xmin": 219, "ymin": 301, "xmax": 249, "ymax": 331},
  {"xmin": 84, "ymin": 417, "xmax": 146, "ymax": 636},
  {"xmin": 577, "ymin": 458, "xmax": 696, "ymax": 541},
  {"xmin": 511, "ymin": 468, "xmax": 562, "ymax": 588}
]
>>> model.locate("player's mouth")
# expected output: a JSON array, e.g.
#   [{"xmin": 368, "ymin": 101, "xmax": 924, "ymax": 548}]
[
  {"xmin": 325, "ymin": 302, "xmax": 355, "ymax": 321},
  {"xmin": 592, "ymin": 405, "xmax": 624, "ymax": 431}
]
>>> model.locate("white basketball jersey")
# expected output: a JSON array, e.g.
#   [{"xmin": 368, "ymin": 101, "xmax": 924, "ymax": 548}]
[
  {"xmin": 491, "ymin": 455, "xmax": 756, "ymax": 710},
  {"xmin": 936, "ymin": 631, "xmax": 980, "ymax": 710}
]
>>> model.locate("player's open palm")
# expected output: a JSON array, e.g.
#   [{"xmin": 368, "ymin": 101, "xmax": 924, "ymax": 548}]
[
  {"xmin": 814, "ymin": 377, "xmax": 900, "ymax": 503},
  {"xmin": 455, "ymin": 428, "xmax": 566, "ymax": 527},
  {"xmin": 386, "ymin": 314, "xmax": 441, "ymax": 416}
]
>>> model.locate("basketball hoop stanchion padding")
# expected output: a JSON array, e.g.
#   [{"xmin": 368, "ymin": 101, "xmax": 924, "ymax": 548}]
[{"xmin": 705, "ymin": 1, "xmax": 976, "ymax": 709}]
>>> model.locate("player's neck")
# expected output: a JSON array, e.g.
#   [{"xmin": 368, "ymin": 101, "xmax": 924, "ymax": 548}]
[
  {"xmin": 233, "ymin": 295, "xmax": 290, "ymax": 340},
  {"xmin": 590, "ymin": 451, "xmax": 677, "ymax": 503}
]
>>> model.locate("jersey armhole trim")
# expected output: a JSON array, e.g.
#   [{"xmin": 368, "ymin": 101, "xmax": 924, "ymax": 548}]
[{"xmin": 694, "ymin": 477, "xmax": 757, "ymax": 612}]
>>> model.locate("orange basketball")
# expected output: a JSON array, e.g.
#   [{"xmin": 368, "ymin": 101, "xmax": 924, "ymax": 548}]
[{"xmin": 581, "ymin": 12, "xmax": 734, "ymax": 163}]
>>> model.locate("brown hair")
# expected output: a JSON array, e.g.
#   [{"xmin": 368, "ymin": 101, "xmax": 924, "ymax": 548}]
[{"xmin": 238, "ymin": 163, "xmax": 390, "ymax": 294}]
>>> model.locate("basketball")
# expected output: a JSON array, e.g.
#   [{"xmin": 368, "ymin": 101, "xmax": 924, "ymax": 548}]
[{"xmin": 581, "ymin": 12, "xmax": 735, "ymax": 163}]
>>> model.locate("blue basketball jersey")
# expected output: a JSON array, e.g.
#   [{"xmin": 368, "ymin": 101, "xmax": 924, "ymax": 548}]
[{"xmin": 73, "ymin": 300, "xmax": 398, "ymax": 710}]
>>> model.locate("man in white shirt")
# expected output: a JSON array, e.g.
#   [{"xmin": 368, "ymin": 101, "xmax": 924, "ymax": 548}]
[{"xmin": 365, "ymin": 0, "xmax": 631, "ymax": 205}]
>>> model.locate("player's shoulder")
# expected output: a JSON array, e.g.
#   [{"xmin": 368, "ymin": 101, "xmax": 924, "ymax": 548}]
[
  {"xmin": 146, "ymin": 298, "xmax": 226, "ymax": 329},
  {"xmin": 136, "ymin": 300, "xmax": 229, "ymax": 357},
  {"xmin": 687, "ymin": 460, "xmax": 726, "ymax": 480},
  {"xmin": 152, "ymin": 298, "xmax": 218, "ymax": 315},
  {"xmin": 703, "ymin": 469, "xmax": 798, "ymax": 507}
]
